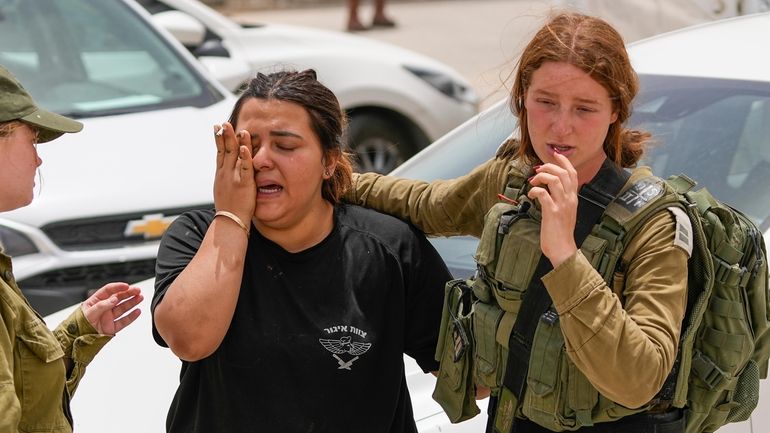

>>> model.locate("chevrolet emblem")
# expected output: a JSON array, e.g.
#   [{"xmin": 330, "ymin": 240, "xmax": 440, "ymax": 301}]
[{"xmin": 124, "ymin": 213, "xmax": 178, "ymax": 239}]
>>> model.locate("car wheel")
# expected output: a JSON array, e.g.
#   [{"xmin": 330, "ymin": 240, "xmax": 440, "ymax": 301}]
[{"xmin": 347, "ymin": 114, "xmax": 417, "ymax": 174}]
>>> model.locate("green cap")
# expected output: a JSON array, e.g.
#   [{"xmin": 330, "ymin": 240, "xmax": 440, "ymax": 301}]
[{"xmin": 1, "ymin": 64, "xmax": 83, "ymax": 143}]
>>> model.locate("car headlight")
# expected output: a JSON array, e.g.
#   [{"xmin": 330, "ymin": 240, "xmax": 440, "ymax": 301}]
[
  {"xmin": 0, "ymin": 225, "xmax": 38, "ymax": 257},
  {"xmin": 404, "ymin": 66, "xmax": 478, "ymax": 106}
]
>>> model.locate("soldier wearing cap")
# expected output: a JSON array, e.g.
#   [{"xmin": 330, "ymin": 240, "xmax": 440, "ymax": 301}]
[{"xmin": 1, "ymin": 65, "xmax": 144, "ymax": 432}]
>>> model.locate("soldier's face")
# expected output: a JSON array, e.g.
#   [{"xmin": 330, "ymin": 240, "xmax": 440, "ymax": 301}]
[
  {"xmin": 525, "ymin": 61, "xmax": 618, "ymax": 184},
  {"xmin": 0, "ymin": 122, "xmax": 41, "ymax": 212}
]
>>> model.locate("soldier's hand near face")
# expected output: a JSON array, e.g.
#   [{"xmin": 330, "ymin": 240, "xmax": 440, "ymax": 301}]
[{"xmin": 527, "ymin": 152, "xmax": 579, "ymax": 268}]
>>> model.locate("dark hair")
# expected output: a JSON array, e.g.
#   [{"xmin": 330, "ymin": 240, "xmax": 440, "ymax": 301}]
[
  {"xmin": 228, "ymin": 69, "xmax": 353, "ymax": 204},
  {"xmin": 500, "ymin": 11, "xmax": 649, "ymax": 168}
]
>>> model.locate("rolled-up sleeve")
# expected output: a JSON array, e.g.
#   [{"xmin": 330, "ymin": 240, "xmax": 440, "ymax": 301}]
[{"xmin": 53, "ymin": 307, "xmax": 111, "ymax": 395}]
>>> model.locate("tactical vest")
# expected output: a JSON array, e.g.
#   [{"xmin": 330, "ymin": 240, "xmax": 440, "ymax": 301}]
[{"xmin": 434, "ymin": 160, "xmax": 657, "ymax": 430}]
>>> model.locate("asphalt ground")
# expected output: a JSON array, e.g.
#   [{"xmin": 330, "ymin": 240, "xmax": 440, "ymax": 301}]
[{"xmin": 225, "ymin": 0, "xmax": 713, "ymax": 109}]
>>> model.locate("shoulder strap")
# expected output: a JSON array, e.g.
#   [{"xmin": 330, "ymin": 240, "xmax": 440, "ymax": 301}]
[
  {"xmin": 501, "ymin": 159, "xmax": 630, "ymax": 414},
  {"xmin": 500, "ymin": 158, "xmax": 532, "ymax": 201},
  {"xmin": 588, "ymin": 172, "xmax": 689, "ymax": 405}
]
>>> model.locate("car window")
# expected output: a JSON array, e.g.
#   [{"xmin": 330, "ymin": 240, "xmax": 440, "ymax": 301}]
[
  {"xmin": 392, "ymin": 100, "xmax": 516, "ymax": 278},
  {"xmin": 0, "ymin": 0, "xmax": 223, "ymax": 118},
  {"xmin": 633, "ymin": 74, "xmax": 770, "ymax": 227},
  {"xmin": 393, "ymin": 99, "xmax": 515, "ymax": 181}
]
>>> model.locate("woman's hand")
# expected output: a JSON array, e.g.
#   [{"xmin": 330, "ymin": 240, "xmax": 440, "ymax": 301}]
[
  {"xmin": 527, "ymin": 152, "xmax": 579, "ymax": 268},
  {"xmin": 214, "ymin": 122, "xmax": 256, "ymax": 226},
  {"xmin": 81, "ymin": 282, "xmax": 143, "ymax": 336}
]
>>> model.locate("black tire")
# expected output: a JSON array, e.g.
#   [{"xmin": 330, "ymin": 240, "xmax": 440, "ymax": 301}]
[{"xmin": 347, "ymin": 113, "xmax": 417, "ymax": 174}]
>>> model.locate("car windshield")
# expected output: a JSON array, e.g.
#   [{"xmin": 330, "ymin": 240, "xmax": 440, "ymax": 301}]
[
  {"xmin": 634, "ymin": 74, "xmax": 770, "ymax": 229},
  {"xmin": 0, "ymin": 0, "xmax": 223, "ymax": 118}
]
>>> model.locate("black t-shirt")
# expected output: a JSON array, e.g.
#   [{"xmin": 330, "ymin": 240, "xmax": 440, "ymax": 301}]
[{"xmin": 151, "ymin": 204, "xmax": 451, "ymax": 433}]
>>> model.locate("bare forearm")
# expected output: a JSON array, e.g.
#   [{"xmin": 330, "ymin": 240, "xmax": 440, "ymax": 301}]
[{"xmin": 154, "ymin": 220, "xmax": 248, "ymax": 361}]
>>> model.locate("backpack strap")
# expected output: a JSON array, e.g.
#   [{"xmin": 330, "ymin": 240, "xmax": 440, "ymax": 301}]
[
  {"xmin": 495, "ymin": 159, "xmax": 630, "ymax": 433},
  {"xmin": 589, "ymin": 171, "xmax": 688, "ymax": 405},
  {"xmin": 500, "ymin": 158, "xmax": 531, "ymax": 202}
]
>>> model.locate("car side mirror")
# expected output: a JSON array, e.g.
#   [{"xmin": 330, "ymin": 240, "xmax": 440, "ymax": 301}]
[
  {"xmin": 193, "ymin": 39, "xmax": 230, "ymax": 58},
  {"xmin": 152, "ymin": 10, "xmax": 206, "ymax": 48},
  {"xmin": 197, "ymin": 56, "xmax": 252, "ymax": 93}
]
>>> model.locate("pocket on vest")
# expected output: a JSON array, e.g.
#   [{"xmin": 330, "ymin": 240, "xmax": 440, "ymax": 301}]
[
  {"xmin": 522, "ymin": 320, "xmax": 600, "ymax": 430},
  {"xmin": 433, "ymin": 279, "xmax": 479, "ymax": 422},
  {"xmin": 495, "ymin": 217, "xmax": 541, "ymax": 294},
  {"xmin": 472, "ymin": 301, "xmax": 507, "ymax": 390}
]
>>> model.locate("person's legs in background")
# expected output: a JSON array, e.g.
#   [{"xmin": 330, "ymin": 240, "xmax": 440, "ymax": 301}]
[
  {"xmin": 346, "ymin": 0, "xmax": 396, "ymax": 31},
  {"xmin": 372, "ymin": 0, "xmax": 396, "ymax": 27},
  {"xmin": 346, "ymin": 0, "xmax": 367, "ymax": 31}
]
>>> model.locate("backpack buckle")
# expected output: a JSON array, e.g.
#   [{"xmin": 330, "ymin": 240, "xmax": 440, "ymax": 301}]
[
  {"xmin": 691, "ymin": 350, "xmax": 727, "ymax": 390},
  {"xmin": 713, "ymin": 256, "xmax": 746, "ymax": 288}
]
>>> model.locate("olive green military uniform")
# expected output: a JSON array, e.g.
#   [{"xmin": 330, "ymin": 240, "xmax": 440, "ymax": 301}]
[
  {"xmin": 347, "ymin": 155, "xmax": 690, "ymax": 411},
  {"xmin": 1, "ymin": 251, "xmax": 110, "ymax": 433}
]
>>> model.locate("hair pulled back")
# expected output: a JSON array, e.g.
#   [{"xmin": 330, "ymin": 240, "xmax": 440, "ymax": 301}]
[{"xmin": 501, "ymin": 12, "xmax": 649, "ymax": 168}]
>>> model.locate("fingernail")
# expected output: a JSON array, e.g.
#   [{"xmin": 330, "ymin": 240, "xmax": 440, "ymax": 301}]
[
  {"xmin": 533, "ymin": 164, "xmax": 542, "ymax": 171},
  {"xmin": 527, "ymin": 176, "xmax": 535, "ymax": 182},
  {"xmin": 215, "ymin": 125, "xmax": 224, "ymax": 136}
]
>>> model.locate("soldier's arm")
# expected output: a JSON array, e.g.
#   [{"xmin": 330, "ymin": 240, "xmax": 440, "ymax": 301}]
[
  {"xmin": 543, "ymin": 210, "xmax": 688, "ymax": 408},
  {"xmin": 346, "ymin": 157, "xmax": 511, "ymax": 238}
]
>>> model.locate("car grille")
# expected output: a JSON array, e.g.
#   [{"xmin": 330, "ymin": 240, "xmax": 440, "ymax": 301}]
[
  {"xmin": 19, "ymin": 259, "xmax": 158, "ymax": 315},
  {"xmin": 20, "ymin": 259, "xmax": 158, "ymax": 291},
  {"xmin": 40, "ymin": 204, "xmax": 212, "ymax": 250}
]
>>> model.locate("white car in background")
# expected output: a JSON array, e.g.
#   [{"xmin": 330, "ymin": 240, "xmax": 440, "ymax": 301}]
[
  {"xmin": 138, "ymin": 0, "xmax": 479, "ymax": 174},
  {"xmin": 0, "ymin": 0, "xmax": 475, "ymax": 316}
]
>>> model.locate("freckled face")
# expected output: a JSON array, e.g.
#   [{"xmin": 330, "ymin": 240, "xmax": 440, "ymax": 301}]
[
  {"xmin": 524, "ymin": 61, "xmax": 618, "ymax": 181},
  {"xmin": 0, "ymin": 123, "xmax": 42, "ymax": 212},
  {"xmin": 235, "ymin": 98, "xmax": 330, "ymax": 231}
]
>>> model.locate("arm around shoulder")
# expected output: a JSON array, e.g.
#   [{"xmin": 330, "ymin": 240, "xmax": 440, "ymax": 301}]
[{"xmin": 347, "ymin": 158, "xmax": 512, "ymax": 237}]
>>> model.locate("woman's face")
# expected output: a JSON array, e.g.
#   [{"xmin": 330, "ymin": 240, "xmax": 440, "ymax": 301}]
[
  {"xmin": 236, "ymin": 98, "xmax": 333, "ymax": 231},
  {"xmin": 0, "ymin": 122, "xmax": 41, "ymax": 212},
  {"xmin": 524, "ymin": 61, "xmax": 618, "ymax": 183}
]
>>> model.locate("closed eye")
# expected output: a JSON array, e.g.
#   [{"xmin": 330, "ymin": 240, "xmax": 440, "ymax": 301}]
[{"xmin": 276, "ymin": 144, "xmax": 296, "ymax": 151}]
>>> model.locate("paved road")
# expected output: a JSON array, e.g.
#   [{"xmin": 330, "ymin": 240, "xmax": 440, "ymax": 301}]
[{"xmin": 227, "ymin": 0, "xmax": 714, "ymax": 109}]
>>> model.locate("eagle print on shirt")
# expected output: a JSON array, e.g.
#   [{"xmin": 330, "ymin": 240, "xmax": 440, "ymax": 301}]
[{"xmin": 319, "ymin": 325, "xmax": 372, "ymax": 370}]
